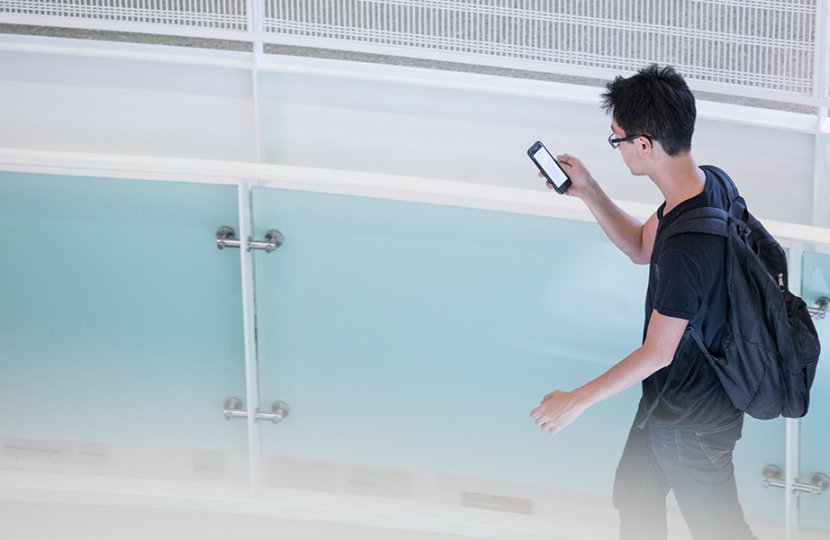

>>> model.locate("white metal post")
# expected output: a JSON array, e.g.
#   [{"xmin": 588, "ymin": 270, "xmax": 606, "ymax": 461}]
[
  {"xmin": 814, "ymin": 0, "xmax": 830, "ymax": 227},
  {"xmin": 816, "ymin": 0, "xmax": 830, "ymax": 120},
  {"xmin": 785, "ymin": 240, "xmax": 805, "ymax": 540},
  {"xmin": 249, "ymin": 0, "xmax": 264, "ymax": 163},
  {"xmin": 785, "ymin": 418, "xmax": 801, "ymax": 540},
  {"xmin": 238, "ymin": 177, "xmax": 262, "ymax": 496}
]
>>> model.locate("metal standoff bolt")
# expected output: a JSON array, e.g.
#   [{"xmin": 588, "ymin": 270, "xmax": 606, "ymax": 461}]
[
  {"xmin": 762, "ymin": 464, "xmax": 785, "ymax": 489},
  {"xmin": 808, "ymin": 297, "xmax": 830, "ymax": 319},
  {"xmin": 248, "ymin": 229, "xmax": 284, "ymax": 253},
  {"xmin": 762, "ymin": 465, "xmax": 829, "ymax": 495},
  {"xmin": 215, "ymin": 226, "xmax": 283, "ymax": 252},
  {"xmin": 808, "ymin": 473, "xmax": 830, "ymax": 495},
  {"xmin": 223, "ymin": 397, "xmax": 246, "ymax": 420},
  {"xmin": 216, "ymin": 226, "xmax": 240, "ymax": 250},
  {"xmin": 223, "ymin": 397, "xmax": 290, "ymax": 425},
  {"xmin": 256, "ymin": 400, "xmax": 291, "ymax": 424}
]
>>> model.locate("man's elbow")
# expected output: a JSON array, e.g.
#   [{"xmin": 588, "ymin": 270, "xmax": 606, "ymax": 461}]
[
  {"xmin": 654, "ymin": 352, "xmax": 674, "ymax": 370},
  {"xmin": 629, "ymin": 252, "xmax": 651, "ymax": 265},
  {"xmin": 642, "ymin": 343, "xmax": 677, "ymax": 372},
  {"xmin": 640, "ymin": 340, "xmax": 677, "ymax": 371}
]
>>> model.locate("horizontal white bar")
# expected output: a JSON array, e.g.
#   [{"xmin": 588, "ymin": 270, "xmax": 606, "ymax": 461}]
[
  {"xmin": 1, "ymin": 146, "xmax": 828, "ymax": 250},
  {"xmin": 696, "ymin": 101, "xmax": 821, "ymax": 134},
  {"xmin": 0, "ymin": 32, "xmax": 253, "ymax": 69},
  {"xmin": 0, "ymin": 470, "xmax": 595, "ymax": 540},
  {"xmin": 0, "ymin": 146, "xmax": 605, "ymax": 221}
]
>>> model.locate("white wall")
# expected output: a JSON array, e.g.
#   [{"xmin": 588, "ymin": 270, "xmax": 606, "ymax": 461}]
[
  {"xmin": 0, "ymin": 36, "xmax": 821, "ymax": 225},
  {"xmin": 255, "ymin": 62, "xmax": 817, "ymax": 225},
  {"xmin": 0, "ymin": 45, "xmax": 257, "ymax": 162},
  {"xmin": 819, "ymin": 130, "xmax": 830, "ymax": 226}
]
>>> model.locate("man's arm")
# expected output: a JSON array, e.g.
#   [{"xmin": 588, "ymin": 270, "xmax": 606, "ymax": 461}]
[
  {"xmin": 552, "ymin": 154, "xmax": 657, "ymax": 264},
  {"xmin": 531, "ymin": 310, "xmax": 688, "ymax": 434}
]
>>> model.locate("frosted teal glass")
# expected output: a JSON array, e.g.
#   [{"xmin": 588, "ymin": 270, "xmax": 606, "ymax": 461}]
[
  {"xmin": 732, "ymin": 418, "xmax": 785, "ymax": 524},
  {"xmin": 251, "ymin": 187, "xmax": 806, "ymax": 525},
  {"xmin": 799, "ymin": 252, "xmax": 830, "ymax": 531},
  {"xmin": 0, "ymin": 173, "xmax": 247, "ymax": 454},
  {"xmin": 253, "ymin": 187, "xmax": 646, "ymax": 497},
  {"xmin": 2, "ymin": 172, "xmax": 820, "ymax": 527}
]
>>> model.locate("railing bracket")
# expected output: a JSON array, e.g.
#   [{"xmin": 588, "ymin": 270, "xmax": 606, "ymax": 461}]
[
  {"xmin": 223, "ymin": 397, "xmax": 290, "ymax": 424},
  {"xmin": 808, "ymin": 297, "xmax": 830, "ymax": 319},
  {"xmin": 762, "ymin": 464, "xmax": 829, "ymax": 496},
  {"xmin": 216, "ymin": 226, "xmax": 283, "ymax": 253}
]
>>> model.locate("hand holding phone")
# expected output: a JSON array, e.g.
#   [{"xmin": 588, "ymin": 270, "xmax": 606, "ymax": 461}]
[{"xmin": 527, "ymin": 141, "xmax": 572, "ymax": 194}]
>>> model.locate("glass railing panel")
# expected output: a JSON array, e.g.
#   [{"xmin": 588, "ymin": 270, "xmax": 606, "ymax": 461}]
[
  {"xmin": 0, "ymin": 172, "xmax": 248, "ymax": 486},
  {"xmin": 251, "ymin": 186, "xmax": 788, "ymax": 530},
  {"xmin": 798, "ymin": 251, "xmax": 830, "ymax": 532},
  {"xmin": 733, "ymin": 417, "xmax": 786, "ymax": 529}
]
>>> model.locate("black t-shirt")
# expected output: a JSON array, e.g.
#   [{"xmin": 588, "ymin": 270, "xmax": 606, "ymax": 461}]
[{"xmin": 636, "ymin": 168, "xmax": 742, "ymax": 429}]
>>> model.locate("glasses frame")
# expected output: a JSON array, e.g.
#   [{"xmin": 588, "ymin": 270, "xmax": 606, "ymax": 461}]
[{"xmin": 608, "ymin": 133, "xmax": 654, "ymax": 149}]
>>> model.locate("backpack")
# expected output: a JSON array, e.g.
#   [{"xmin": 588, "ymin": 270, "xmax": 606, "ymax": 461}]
[{"xmin": 664, "ymin": 165, "xmax": 820, "ymax": 419}]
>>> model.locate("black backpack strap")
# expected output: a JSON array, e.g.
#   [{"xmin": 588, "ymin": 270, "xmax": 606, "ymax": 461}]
[
  {"xmin": 700, "ymin": 164, "xmax": 754, "ymax": 224},
  {"xmin": 665, "ymin": 206, "xmax": 728, "ymax": 240},
  {"xmin": 701, "ymin": 165, "xmax": 787, "ymax": 287},
  {"xmin": 636, "ymin": 328, "xmax": 695, "ymax": 429},
  {"xmin": 701, "ymin": 165, "xmax": 739, "ymax": 203}
]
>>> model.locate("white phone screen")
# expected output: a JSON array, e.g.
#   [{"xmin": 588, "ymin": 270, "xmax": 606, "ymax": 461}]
[{"xmin": 533, "ymin": 146, "xmax": 568, "ymax": 188}]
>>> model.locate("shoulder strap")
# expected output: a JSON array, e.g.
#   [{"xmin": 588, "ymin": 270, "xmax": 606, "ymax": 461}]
[
  {"xmin": 665, "ymin": 206, "xmax": 728, "ymax": 241},
  {"xmin": 701, "ymin": 164, "xmax": 752, "ymax": 224},
  {"xmin": 663, "ymin": 164, "xmax": 741, "ymax": 241},
  {"xmin": 701, "ymin": 164, "xmax": 739, "ymax": 203},
  {"xmin": 636, "ymin": 328, "xmax": 695, "ymax": 429}
]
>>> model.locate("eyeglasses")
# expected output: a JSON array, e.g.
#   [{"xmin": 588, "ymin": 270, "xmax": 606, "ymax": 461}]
[{"xmin": 608, "ymin": 133, "xmax": 654, "ymax": 149}]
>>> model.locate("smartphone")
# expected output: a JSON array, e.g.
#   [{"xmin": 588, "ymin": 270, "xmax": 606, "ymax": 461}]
[{"xmin": 527, "ymin": 141, "xmax": 571, "ymax": 194}]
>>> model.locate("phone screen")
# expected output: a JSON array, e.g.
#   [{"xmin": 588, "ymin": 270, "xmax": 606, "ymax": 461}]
[{"xmin": 532, "ymin": 145, "xmax": 569, "ymax": 190}]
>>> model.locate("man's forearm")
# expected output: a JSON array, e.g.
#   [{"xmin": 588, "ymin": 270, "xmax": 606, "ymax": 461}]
[
  {"xmin": 574, "ymin": 346, "xmax": 670, "ymax": 408},
  {"xmin": 581, "ymin": 179, "xmax": 651, "ymax": 264},
  {"xmin": 574, "ymin": 310, "xmax": 688, "ymax": 408},
  {"xmin": 531, "ymin": 311, "xmax": 687, "ymax": 434}
]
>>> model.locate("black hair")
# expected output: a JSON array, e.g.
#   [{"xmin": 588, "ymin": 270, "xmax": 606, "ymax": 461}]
[{"xmin": 601, "ymin": 64, "xmax": 696, "ymax": 156}]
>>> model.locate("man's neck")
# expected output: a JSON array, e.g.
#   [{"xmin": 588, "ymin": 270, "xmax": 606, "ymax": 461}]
[{"xmin": 650, "ymin": 154, "xmax": 706, "ymax": 215}]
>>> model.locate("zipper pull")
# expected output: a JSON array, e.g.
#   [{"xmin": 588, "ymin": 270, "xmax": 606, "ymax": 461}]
[{"xmin": 778, "ymin": 273, "xmax": 785, "ymax": 290}]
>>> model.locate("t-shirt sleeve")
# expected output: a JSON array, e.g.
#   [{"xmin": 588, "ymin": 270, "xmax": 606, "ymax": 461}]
[{"xmin": 653, "ymin": 245, "xmax": 703, "ymax": 321}]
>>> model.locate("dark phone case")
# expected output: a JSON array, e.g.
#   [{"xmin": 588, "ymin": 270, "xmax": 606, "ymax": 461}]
[{"xmin": 527, "ymin": 141, "xmax": 571, "ymax": 194}]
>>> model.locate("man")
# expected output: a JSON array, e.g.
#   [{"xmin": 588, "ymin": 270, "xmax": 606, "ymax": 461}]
[{"xmin": 530, "ymin": 64, "xmax": 757, "ymax": 539}]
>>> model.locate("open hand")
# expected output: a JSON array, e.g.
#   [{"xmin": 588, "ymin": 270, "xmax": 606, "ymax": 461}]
[{"xmin": 530, "ymin": 389, "xmax": 587, "ymax": 435}]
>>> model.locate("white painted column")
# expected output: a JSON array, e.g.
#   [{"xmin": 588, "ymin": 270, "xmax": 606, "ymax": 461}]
[
  {"xmin": 813, "ymin": 0, "xmax": 830, "ymax": 226},
  {"xmin": 785, "ymin": 240, "xmax": 805, "ymax": 540},
  {"xmin": 238, "ymin": 177, "xmax": 263, "ymax": 495},
  {"xmin": 250, "ymin": 0, "xmax": 264, "ymax": 163}
]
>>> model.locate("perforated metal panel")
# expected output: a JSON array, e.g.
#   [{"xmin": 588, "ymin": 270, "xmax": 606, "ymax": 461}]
[
  {"xmin": 1, "ymin": 0, "xmax": 249, "ymax": 34},
  {"xmin": 2, "ymin": 0, "xmax": 829, "ymax": 103},
  {"xmin": 262, "ymin": 0, "xmax": 820, "ymax": 97}
]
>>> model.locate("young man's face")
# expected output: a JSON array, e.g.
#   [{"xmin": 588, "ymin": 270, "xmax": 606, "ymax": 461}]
[{"xmin": 610, "ymin": 119, "xmax": 649, "ymax": 176}]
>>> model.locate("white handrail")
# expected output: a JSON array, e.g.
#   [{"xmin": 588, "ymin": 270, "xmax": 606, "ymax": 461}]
[{"xmin": 1, "ymin": 146, "xmax": 828, "ymax": 250}]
